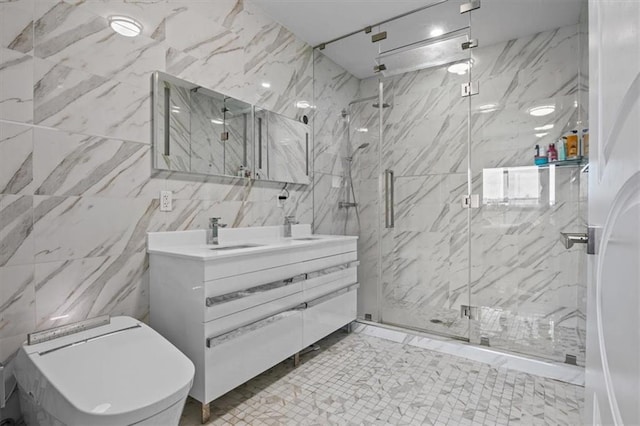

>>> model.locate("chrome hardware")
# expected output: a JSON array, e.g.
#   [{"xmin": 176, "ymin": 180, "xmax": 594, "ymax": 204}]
[
  {"xmin": 38, "ymin": 324, "xmax": 141, "ymax": 356},
  {"xmin": 207, "ymin": 217, "xmax": 227, "ymax": 245},
  {"xmin": 205, "ymin": 273, "xmax": 307, "ymax": 307},
  {"xmin": 461, "ymin": 194, "xmax": 480, "ymax": 209},
  {"xmin": 587, "ymin": 226, "xmax": 599, "ymax": 255},
  {"xmin": 220, "ymin": 131, "xmax": 229, "ymax": 141},
  {"xmin": 28, "ymin": 315, "xmax": 111, "ymax": 345},
  {"xmin": 284, "ymin": 215, "xmax": 299, "ymax": 237},
  {"xmin": 565, "ymin": 354, "xmax": 578, "ymax": 365},
  {"xmin": 163, "ymin": 85, "xmax": 170, "ymax": 156},
  {"xmin": 385, "ymin": 169, "xmax": 395, "ymax": 228},
  {"xmin": 364, "ymin": 26, "xmax": 372, "ymax": 34},
  {"xmin": 460, "ymin": 305, "xmax": 478, "ymax": 319},
  {"xmin": 373, "ymin": 64, "xmax": 387, "ymax": 73},
  {"xmin": 461, "ymin": 81, "xmax": 479, "ymax": 97},
  {"xmin": 371, "ymin": 31, "xmax": 387, "ymax": 43},
  {"xmin": 462, "ymin": 39, "xmax": 478, "ymax": 50},
  {"xmin": 460, "ymin": 0, "xmax": 480, "ymax": 13},
  {"xmin": 560, "ymin": 232, "xmax": 589, "ymax": 249},
  {"xmin": 305, "ymin": 283, "xmax": 359, "ymax": 309},
  {"xmin": 339, "ymin": 201, "xmax": 358, "ymax": 208},
  {"xmin": 480, "ymin": 337, "xmax": 490, "ymax": 347}
]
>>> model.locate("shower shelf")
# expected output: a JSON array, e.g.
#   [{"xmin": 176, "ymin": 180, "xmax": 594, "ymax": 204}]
[{"xmin": 535, "ymin": 158, "xmax": 587, "ymax": 169}]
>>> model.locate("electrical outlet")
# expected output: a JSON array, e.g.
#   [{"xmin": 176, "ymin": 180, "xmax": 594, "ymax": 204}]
[{"xmin": 160, "ymin": 191, "xmax": 172, "ymax": 211}]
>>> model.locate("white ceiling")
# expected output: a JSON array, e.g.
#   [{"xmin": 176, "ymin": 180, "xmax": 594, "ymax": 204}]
[{"xmin": 249, "ymin": 0, "xmax": 584, "ymax": 78}]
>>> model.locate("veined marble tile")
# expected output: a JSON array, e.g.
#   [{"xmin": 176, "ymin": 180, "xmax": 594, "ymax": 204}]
[
  {"xmin": 0, "ymin": 0, "xmax": 33, "ymax": 54},
  {"xmin": 313, "ymin": 172, "xmax": 346, "ymax": 235},
  {"xmin": 0, "ymin": 195, "xmax": 34, "ymax": 267},
  {"xmin": 0, "ymin": 263, "xmax": 35, "ymax": 343},
  {"xmin": 34, "ymin": 251, "xmax": 149, "ymax": 331},
  {"xmin": 0, "ymin": 122, "xmax": 32, "ymax": 195},
  {"xmin": 0, "ymin": 47, "xmax": 34, "ymax": 122},
  {"xmin": 33, "ymin": 195, "xmax": 152, "ymax": 262},
  {"xmin": 33, "ymin": 0, "xmax": 164, "ymax": 87},
  {"xmin": 34, "ymin": 58, "xmax": 151, "ymax": 144},
  {"xmin": 32, "ymin": 127, "xmax": 162, "ymax": 199}
]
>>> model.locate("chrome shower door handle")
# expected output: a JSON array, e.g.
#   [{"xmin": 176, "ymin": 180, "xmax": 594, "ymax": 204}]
[
  {"xmin": 560, "ymin": 232, "xmax": 588, "ymax": 249},
  {"xmin": 385, "ymin": 169, "xmax": 394, "ymax": 228}
]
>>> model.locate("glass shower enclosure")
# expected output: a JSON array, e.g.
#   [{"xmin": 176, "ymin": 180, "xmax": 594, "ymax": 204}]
[{"xmin": 319, "ymin": 0, "xmax": 588, "ymax": 365}]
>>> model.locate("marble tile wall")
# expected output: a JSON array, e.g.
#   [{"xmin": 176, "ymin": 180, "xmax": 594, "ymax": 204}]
[
  {"xmin": 0, "ymin": 0, "xmax": 356, "ymax": 363},
  {"xmin": 351, "ymin": 25, "xmax": 588, "ymax": 364}
]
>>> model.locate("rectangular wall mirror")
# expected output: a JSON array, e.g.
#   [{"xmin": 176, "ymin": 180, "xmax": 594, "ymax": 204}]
[
  {"xmin": 152, "ymin": 71, "xmax": 253, "ymax": 178},
  {"xmin": 152, "ymin": 71, "xmax": 310, "ymax": 185},
  {"xmin": 255, "ymin": 108, "xmax": 311, "ymax": 185}
]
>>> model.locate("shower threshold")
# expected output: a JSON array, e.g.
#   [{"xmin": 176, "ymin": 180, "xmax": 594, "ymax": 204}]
[{"xmin": 353, "ymin": 320, "xmax": 584, "ymax": 386}]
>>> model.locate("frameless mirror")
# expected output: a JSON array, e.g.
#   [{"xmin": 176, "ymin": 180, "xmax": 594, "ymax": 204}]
[
  {"xmin": 153, "ymin": 71, "xmax": 310, "ymax": 184},
  {"xmin": 152, "ymin": 72, "xmax": 253, "ymax": 178},
  {"xmin": 254, "ymin": 108, "xmax": 311, "ymax": 185}
]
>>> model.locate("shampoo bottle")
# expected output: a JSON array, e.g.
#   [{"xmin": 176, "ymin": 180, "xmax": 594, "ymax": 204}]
[{"xmin": 557, "ymin": 138, "xmax": 566, "ymax": 161}]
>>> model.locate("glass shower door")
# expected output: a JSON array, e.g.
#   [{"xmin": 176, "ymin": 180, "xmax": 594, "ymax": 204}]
[{"xmin": 376, "ymin": 31, "xmax": 473, "ymax": 339}]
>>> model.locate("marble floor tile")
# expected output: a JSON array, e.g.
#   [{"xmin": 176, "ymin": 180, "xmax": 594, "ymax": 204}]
[{"xmin": 180, "ymin": 331, "xmax": 583, "ymax": 425}]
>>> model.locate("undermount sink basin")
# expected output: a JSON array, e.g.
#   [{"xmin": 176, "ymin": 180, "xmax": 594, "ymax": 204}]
[
  {"xmin": 209, "ymin": 244, "xmax": 263, "ymax": 251},
  {"xmin": 293, "ymin": 237, "xmax": 323, "ymax": 241}
]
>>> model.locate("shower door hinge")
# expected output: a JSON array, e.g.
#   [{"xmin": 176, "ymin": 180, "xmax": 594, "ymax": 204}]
[
  {"xmin": 221, "ymin": 131, "xmax": 229, "ymax": 141},
  {"xmin": 461, "ymin": 194, "xmax": 480, "ymax": 208},
  {"xmin": 461, "ymin": 81, "xmax": 479, "ymax": 97},
  {"xmin": 372, "ymin": 31, "xmax": 387, "ymax": 43},
  {"xmin": 373, "ymin": 64, "xmax": 387, "ymax": 73},
  {"xmin": 462, "ymin": 39, "xmax": 478, "ymax": 50},
  {"xmin": 460, "ymin": 305, "xmax": 478, "ymax": 320},
  {"xmin": 460, "ymin": 0, "xmax": 481, "ymax": 13}
]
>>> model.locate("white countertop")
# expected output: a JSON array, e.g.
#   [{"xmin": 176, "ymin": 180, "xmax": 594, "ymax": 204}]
[{"xmin": 147, "ymin": 225, "xmax": 357, "ymax": 261}]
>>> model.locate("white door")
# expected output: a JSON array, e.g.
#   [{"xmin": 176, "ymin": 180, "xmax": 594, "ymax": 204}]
[{"xmin": 586, "ymin": 1, "xmax": 640, "ymax": 425}]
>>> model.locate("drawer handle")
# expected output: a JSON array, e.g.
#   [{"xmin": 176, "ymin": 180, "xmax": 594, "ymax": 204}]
[
  {"xmin": 206, "ymin": 274, "xmax": 306, "ymax": 307},
  {"xmin": 305, "ymin": 283, "xmax": 359, "ymax": 309},
  {"xmin": 206, "ymin": 303, "xmax": 306, "ymax": 348}
]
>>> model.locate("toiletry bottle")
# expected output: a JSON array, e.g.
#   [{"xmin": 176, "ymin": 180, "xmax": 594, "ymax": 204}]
[
  {"xmin": 557, "ymin": 138, "xmax": 566, "ymax": 161},
  {"xmin": 237, "ymin": 165, "xmax": 245, "ymax": 177},
  {"xmin": 566, "ymin": 131, "xmax": 579, "ymax": 158},
  {"xmin": 548, "ymin": 143, "xmax": 557, "ymax": 162},
  {"xmin": 535, "ymin": 144, "xmax": 540, "ymax": 158},
  {"xmin": 539, "ymin": 144, "xmax": 547, "ymax": 160}
]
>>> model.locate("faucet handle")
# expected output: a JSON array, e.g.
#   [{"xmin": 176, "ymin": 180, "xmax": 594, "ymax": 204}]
[
  {"xmin": 284, "ymin": 215, "xmax": 298, "ymax": 224},
  {"xmin": 209, "ymin": 217, "xmax": 226, "ymax": 227}
]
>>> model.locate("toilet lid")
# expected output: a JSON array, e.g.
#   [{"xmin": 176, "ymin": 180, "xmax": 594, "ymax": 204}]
[{"xmin": 21, "ymin": 316, "xmax": 194, "ymax": 425}]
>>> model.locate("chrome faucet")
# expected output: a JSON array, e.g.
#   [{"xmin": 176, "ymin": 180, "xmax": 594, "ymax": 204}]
[
  {"xmin": 284, "ymin": 215, "xmax": 299, "ymax": 238},
  {"xmin": 207, "ymin": 217, "xmax": 227, "ymax": 245}
]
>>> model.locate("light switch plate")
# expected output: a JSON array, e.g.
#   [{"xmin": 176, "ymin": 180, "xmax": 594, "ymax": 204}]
[{"xmin": 160, "ymin": 191, "xmax": 172, "ymax": 211}]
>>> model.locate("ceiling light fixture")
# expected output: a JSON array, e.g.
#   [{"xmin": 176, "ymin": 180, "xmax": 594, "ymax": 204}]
[
  {"xmin": 356, "ymin": 128, "xmax": 368, "ymax": 133},
  {"xmin": 430, "ymin": 27, "xmax": 445, "ymax": 37},
  {"xmin": 261, "ymin": 82, "xmax": 271, "ymax": 89},
  {"xmin": 210, "ymin": 118, "xmax": 224, "ymax": 125},
  {"xmin": 477, "ymin": 103, "xmax": 498, "ymax": 113},
  {"xmin": 534, "ymin": 124, "xmax": 554, "ymax": 131},
  {"xmin": 447, "ymin": 61, "xmax": 471, "ymax": 75},
  {"xmin": 528, "ymin": 105, "xmax": 556, "ymax": 116},
  {"xmin": 535, "ymin": 132, "xmax": 549, "ymax": 138},
  {"xmin": 296, "ymin": 100, "xmax": 311, "ymax": 109},
  {"xmin": 108, "ymin": 16, "xmax": 142, "ymax": 37}
]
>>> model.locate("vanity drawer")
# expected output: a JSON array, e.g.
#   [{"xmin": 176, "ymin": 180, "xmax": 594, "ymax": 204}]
[
  {"xmin": 303, "ymin": 285, "xmax": 358, "ymax": 347},
  {"xmin": 304, "ymin": 264, "xmax": 357, "ymax": 301},
  {"xmin": 205, "ymin": 275, "xmax": 304, "ymax": 322},
  {"xmin": 203, "ymin": 307, "xmax": 303, "ymax": 402}
]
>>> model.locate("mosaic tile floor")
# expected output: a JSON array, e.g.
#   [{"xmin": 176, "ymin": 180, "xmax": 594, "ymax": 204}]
[{"xmin": 180, "ymin": 331, "xmax": 584, "ymax": 425}]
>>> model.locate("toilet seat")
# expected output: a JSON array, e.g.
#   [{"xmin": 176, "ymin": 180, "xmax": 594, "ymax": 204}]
[{"xmin": 14, "ymin": 316, "xmax": 195, "ymax": 426}]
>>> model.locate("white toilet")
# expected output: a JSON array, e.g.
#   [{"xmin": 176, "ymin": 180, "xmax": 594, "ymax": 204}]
[{"xmin": 13, "ymin": 316, "xmax": 195, "ymax": 426}]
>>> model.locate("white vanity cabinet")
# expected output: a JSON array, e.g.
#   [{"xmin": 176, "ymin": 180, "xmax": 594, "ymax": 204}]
[{"xmin": 147, "ymin": 226, "xmax": 358, "ymax": 419}]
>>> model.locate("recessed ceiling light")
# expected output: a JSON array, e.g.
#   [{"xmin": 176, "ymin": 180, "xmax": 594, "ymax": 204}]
[
  {"xmin": 447, "ymin": 62, "xmax": 471, "ymax": 75},
  {"xmin": 430, "ymin": 27, "xmax": 445, "ymax": 37},
  {"xmin": 261, "ymin": 82, "xmax": 271, "ymax": 88},
  {"xmin": 528, "ymin": 105, "xmax": 555, "ymax": 116},
  {"xmin": 108, "ymin": 16, "xmax": 142, "ymax": 37},
  {"xmin": 210, "ymin": 118, "xmax": 224, "ymax": 125},
  {"xmin": 296, "ymin": 100, "xmax": 311, "ymax": 109},
  {"xmin": 534, "ymin": 124, "xmax": 554, "ymax": 131},
  {"xmin": 477, "ymin": 103, "xmax": 498, "ymax": 113},
  {"xmin": 356, "ymin": 128, "xmax": 368, "ymax": 133}
]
